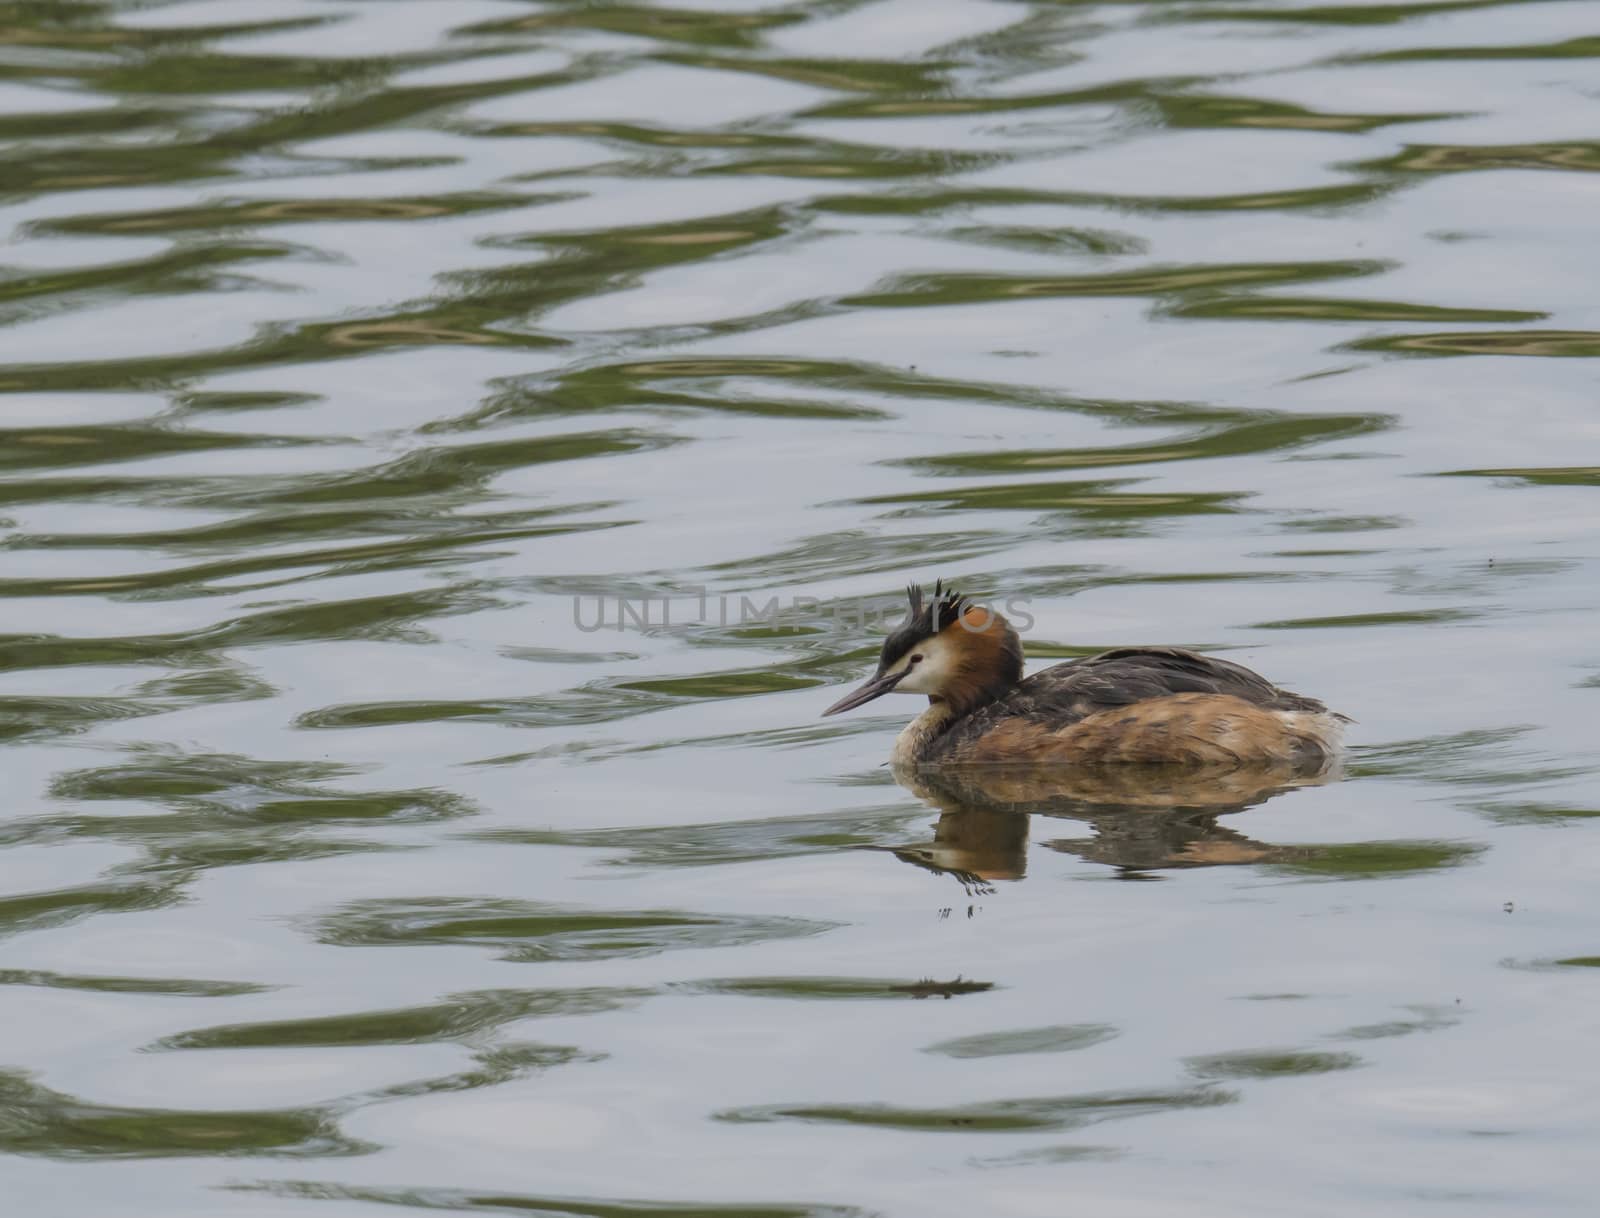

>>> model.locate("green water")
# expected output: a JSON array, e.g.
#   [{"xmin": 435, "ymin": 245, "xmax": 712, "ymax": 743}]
[{"xmin": 2, "ymin": 0, "xmax": 1598, "ymax": 1214}]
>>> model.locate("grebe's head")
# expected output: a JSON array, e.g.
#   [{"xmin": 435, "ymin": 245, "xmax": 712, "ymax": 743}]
[{"xmin": 822, "ymin": 581, "xmax": 1023, "ymax": 718}]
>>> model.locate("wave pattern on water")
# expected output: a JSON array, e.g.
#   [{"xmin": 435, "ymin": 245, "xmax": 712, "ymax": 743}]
[{"xmin": 3, "ymin": 0, "xmax": 1600, "ymax": 1214}]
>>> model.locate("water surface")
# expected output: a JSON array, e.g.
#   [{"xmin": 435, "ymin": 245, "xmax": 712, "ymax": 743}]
[{"xmin": 3, "ymin": 0, "xmax": 1599, "ymax": 1214}]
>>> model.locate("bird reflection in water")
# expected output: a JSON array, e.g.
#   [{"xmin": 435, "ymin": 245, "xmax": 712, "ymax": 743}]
[{"xmin": 888, "ymin": 759, "xmax": 1337, "ymax": 889}]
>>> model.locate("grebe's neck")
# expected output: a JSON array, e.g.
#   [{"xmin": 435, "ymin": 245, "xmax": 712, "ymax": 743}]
[
  {"xmin": 926, "ymin": 611, "xmax": 1024, "ymax": 721},
  {"xmin": 891, "ymin": 700, "xmax": 957, "ymax": 767}
]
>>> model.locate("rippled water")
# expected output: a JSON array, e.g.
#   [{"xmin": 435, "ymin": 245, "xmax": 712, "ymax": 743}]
[{"xmin": 4, "ymin": 0, "xmax": 1599, "ymax": 1213}]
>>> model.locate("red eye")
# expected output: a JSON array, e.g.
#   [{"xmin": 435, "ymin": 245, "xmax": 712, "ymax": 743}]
[{"xmin": 910, "ymin": 655, "xmax": 923, "ymax": 664}]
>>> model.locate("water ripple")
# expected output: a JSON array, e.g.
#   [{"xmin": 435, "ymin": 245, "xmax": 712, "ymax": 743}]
[{"xmin": 3, "ymin": 0, "xmax": 1599, "ymax": 1211}]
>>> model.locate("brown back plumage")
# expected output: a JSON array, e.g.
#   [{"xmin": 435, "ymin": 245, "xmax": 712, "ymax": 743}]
[{"xmin": 923, "ymin": 645, "xmax": 1345, "ymax": 766}]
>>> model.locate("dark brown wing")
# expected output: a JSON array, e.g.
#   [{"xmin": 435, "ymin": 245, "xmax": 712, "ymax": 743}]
[
  {"xmin": 1021, "ymin": 647, "xmax": 1328, "ymax": 716},
  {"xmin": 930, "ymin": 646, "xmax": 1335, "ymax": 760}
]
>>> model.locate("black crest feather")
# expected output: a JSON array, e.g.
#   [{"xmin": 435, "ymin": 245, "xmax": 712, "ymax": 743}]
[
  {"xmin": 932, "ymin": 579, "xmax": 966, "ymax": 633},
  {"xmin": 880, "ymin": 580, "xmax": 969, "ymax": 670}
]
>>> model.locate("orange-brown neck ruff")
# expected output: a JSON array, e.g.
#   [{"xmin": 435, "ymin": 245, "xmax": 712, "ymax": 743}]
[{"xmin": 931, "ymin": 607, "xmax": 1024, "ymax": 719}]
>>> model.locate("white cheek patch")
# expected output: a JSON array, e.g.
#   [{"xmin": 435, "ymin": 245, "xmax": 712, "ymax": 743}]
[{"xmin": 891, "ymin": 634, "xmax": 957, "ymax": 695}]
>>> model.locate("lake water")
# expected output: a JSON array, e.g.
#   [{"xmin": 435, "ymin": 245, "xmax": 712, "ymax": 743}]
[{"xmin": 3, "ymin": 1, "xmax": 1599, "ymax": 1214}]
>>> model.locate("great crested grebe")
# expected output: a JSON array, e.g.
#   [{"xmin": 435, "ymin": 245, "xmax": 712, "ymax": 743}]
[{"xmin": 822, "ymin": 582, "xmax": 1347, "ymax": 768}]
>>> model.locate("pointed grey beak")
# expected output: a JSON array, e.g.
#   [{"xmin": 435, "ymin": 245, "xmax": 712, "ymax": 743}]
[{"xmin": 821, "ymin": 669, "xmax": 905, "ymax": 716}]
